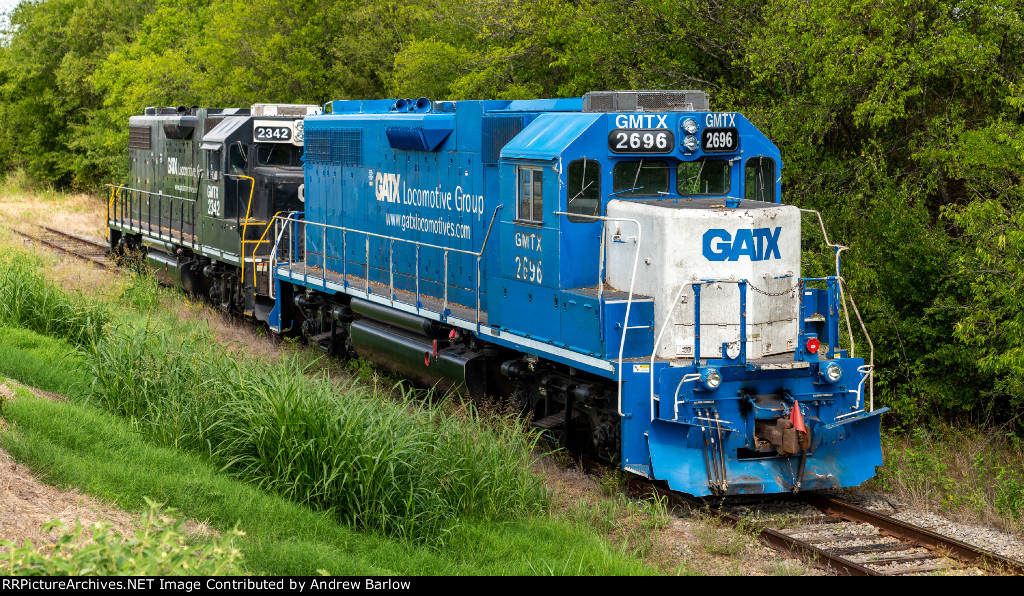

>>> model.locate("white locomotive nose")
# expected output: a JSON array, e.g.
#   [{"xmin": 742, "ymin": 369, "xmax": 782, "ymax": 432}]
[{"xmin": 605, "ymin": 199, "xmax": 802, "ymax": 362}]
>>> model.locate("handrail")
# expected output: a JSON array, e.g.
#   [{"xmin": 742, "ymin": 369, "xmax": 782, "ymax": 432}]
[
  {"xmin": 271, "ymin": 212, "xmax": 497, "ymax": 259},
  {"xmin": 105, "ymin": 183, "xmax": 199, "ymax": 251},
  {"xmin": 105, "ymin": 184, "xmax": 198, "ymax": 204},
  {"xmin": 799, "ymin": 208, "xmax": 875, "ymax": 412},
  {"xmin": 268, "ymin": 207, "xmax": 504, "ymax": 327},
  {"xmin": 554, "ymin": 211, "xmax": 643, "ymax": 418},
  {"xmin": 245, "ymin": 211, "xmax": 286, "ymax": 295},
  {"xmin": 233, "ymin": 175, "xmax": 256, "ymax": 285},
  {"xmin": 649, "ymin": 278, "xmax": 751, "ymax": 422}
]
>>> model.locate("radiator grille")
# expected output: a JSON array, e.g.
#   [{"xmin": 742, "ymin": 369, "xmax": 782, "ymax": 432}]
[
  {"xmin": 482, "ymin": 115, "xmax": 527, "ymax": 165},
  {"xmin": 305, "ymin": 128, "xmax": 362, "ymax": 165},
  {"xmin": 128, "ymin": 125, "xmax": 151, "ymax": 150}
]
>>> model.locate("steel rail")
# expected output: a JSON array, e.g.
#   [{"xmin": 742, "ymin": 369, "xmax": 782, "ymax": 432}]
[
  {"xmin": 8, "ymin": 226, "xmax": 114, "ymax": 270},
  {"xmin": 612, "ymin": 467, "xmax": 1024, "ymax": 576},
  {"xmin": 798, "ymin": 493, "xmax": 1024, "ymax": 575},
  {"xmin": 622, "ymin": 476, "xmax": 878, "ymax": 575}
]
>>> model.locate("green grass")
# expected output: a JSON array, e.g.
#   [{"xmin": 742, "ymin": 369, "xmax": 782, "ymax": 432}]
[
  {"xmin": 0, "ymin": 250, "xmax": 107, "ymax": 346},
  {"xmin": 0, "ymin": 384, "xmax": 652, "ymax": 575},
  {"xmin": 0, "ymin": 241, "xmax": 656, "ymax": 574},
  {"xmin": 0, "ymin": 326, "xmax": 90, "ymax": 398},
  {"xmin": 85, "ymin": 322, "xmax": 549, "ymax": 545}
]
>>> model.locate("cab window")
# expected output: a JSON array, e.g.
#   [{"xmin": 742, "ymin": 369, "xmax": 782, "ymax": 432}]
[
  {"xmin": 517, "ymin": 166, "xmax": 544, "ymax": 224},
  {"xmin": 745, "ymin": 157, "xmax": 775, "ymax": 202},
  {"xmin": 612, "ymin": 160, "xmax": 669, "ymax": 197},
  {"xmin": 229, "ymin": 143, "xmax": 248, "ymax": 174},
  {"xmin": 567, "ymin": 159, "xmax": 601, "ymax": 222},
  {"xmin": 257, "ymin": 144, "xmax": 297, "ymax": 166},
  {"xmin": 205, "ymin": 149, "xmax": 221, "ymax": 181},
  {"xmin": 677, "ymin": 159, "xmax": 730, "ymax": 195}
]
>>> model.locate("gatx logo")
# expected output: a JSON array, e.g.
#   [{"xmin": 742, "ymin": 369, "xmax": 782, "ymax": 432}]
[{"xmin": 702, "ymin": 227, "xmax": 782, "ymax": 261}]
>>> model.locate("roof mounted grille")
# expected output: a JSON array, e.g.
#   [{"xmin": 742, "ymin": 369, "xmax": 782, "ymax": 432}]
[{"xmin": 583, "ymin": 90, "xmax": 709, "ymax": 112}]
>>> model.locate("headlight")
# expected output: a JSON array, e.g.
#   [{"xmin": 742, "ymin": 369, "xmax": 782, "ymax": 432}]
[
  {"xmin": 701, "ymin": 367, "xmax": 722, "ymax": 390},
  {"xmin": 824, "ymin": 362, "xmax": 842, "ymax": 383},
  {"xmin": 683, "ymin": 135, "xmax": 699, "ymax": 151},
  {"xmin": 682, "ymin": 118, "xmax": 698, "ymax": 134}
]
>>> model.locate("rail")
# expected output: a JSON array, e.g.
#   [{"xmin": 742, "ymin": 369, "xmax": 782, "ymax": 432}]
[
  {"xmin": 555, "ymin": 211, "xmax": 644, "ymax": 418},
  {"xmin": 622, "ymin": 475, "xmax": 1024, "ymax": 576},
  {"xmin": 106, "ymin": 184, "xmax": 198, "ymax": 250},
  {"xmin": 799, "ymin": 208, "xmax": 875, "ymax": 411},
  {"xmin": 269, "ymin": 207, "xmax": 502, "ymax": 331}
]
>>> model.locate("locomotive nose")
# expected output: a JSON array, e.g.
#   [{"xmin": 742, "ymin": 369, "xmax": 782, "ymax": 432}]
[{"xmin": 253, "ymin": 166, "xmax": 304, "ymax": 213}]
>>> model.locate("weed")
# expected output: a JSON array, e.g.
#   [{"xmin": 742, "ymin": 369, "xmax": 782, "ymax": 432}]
[
  {"xmin": 766, "ymin": 560, "xmax": 806, "ymax": 576},
  {"xmin": 85, "ymin": 322, "xmax": 549, "ymax": 545},
  {"xmin": 597, "ymin": 468, "xmax": 628, "ymax": 497},
  {"xmin": 120, "ymin": 271, "xmax": 161, "ymax": 311},
  {"xmin": 0, "ymin": 499, "xmax": 244, "ymax": 575},
  {"xmin": 872, "ymin": 424, "xmax": 1024, "ymax": 530},
  {"xmin": 0, "ymin": 248, "xmax": 107, "ymax": 346},
  {"xmin": 691, "ymin": 513, "xmax": 752, "ymax": 557}
]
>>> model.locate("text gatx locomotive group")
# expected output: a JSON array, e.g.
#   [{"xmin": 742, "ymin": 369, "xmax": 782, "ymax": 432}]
[{"xmin": 108, "ymin": 90, "xmax": 885, "ymax": 496}]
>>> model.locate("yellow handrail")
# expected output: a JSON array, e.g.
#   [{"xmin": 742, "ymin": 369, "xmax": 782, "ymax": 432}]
[
  {"xmin": 237, "ymin": 175, "xmax": 256, "ymax": 284},
  {"xmin": 244, "ymin": 210, "xmax": 285, "ymax": 291}
]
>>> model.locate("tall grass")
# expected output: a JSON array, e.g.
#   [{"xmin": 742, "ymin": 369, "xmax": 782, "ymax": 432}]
[
  {"xmin": 87, "ymin": 323, "xmax": 549, "ymax": 544},
  {"xmin": 872, "ymin": 425, "xmax": 1024, "ymax": 530},
  {"xmin": 0, "ymin": 243, "xmax": 548, "ymax": 545},
  {"xmin": 0, "ymin": 248, "xmax": 107, "ymax": 345}
]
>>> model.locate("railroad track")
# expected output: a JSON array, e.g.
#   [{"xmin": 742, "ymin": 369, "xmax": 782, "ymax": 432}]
[
  {"xmin": 7, "ymin": 225, "xmax": 115, "ymax": 270},
  {"xmin": 623, "ymin": 475, "xmax": 1024, "ymax": 575}
]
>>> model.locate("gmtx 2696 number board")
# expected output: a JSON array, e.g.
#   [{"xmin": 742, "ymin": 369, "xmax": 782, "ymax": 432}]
[{"xmin": 608, "ymin": 129, "xmax": 675, "ymax": 154}]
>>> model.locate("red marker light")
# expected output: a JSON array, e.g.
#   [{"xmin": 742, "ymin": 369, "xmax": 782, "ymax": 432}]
[
  {"xmin": 449, "ymin": 329, "xmax": 458, "ymax": 340},
  {"xmin": 806, "ymin": 337, "xmax": 820, "ymax": 354}
]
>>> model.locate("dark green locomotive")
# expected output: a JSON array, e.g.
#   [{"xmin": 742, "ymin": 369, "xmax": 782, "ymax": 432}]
[{"xmin": 108, "ymin": 103, "xmax": 317, "ymax": 318}]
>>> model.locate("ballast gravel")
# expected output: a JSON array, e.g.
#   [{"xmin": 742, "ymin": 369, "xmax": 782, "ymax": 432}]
[
  {"xmin": 841, "ymin": 492, "xmax": 1024, "ymax": 565},
  {"xmin": 718, "ymin": 491, "xmax": 1024, "ymax": 574}
]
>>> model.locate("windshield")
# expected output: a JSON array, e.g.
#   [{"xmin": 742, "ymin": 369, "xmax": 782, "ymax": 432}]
[
  {"xmin": 612, "ymin": 160, "xmax": 670, "ymax": 197},
  {"xmin": 677, "ymin": 159, "xmax": 730, "ymax": 195},
  {"xmin": 257, "ymin": 144, "xmax": 299, "ymax": 167}
]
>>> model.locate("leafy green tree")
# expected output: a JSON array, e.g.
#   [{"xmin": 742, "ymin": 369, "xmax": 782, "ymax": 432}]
[{"xmin": 0, "ymin": 0, "xmax": 150, "ymax": 187}]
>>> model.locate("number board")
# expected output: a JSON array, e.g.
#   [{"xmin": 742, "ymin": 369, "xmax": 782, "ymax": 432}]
[
  {"xmin": 253, "ymin": 121, "xmax": 293, "ymax": 143},
  {"xmin": 701, "ymin": 127, "xmax": 739, "ymax": 153},
  {"xmin": 608, "ymin": 129, "xmax": 675, "ymax": 154}
]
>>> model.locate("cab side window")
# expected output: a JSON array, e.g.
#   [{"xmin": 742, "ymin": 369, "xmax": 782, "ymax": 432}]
[
  {"xmin": 567, "ymin": 159, "xmax": 601, "ymax": 222},
  {"xmin": 206, "ymin": 150, "xmax": 221, "ymax": 181},
  {"xmin": 229, "ymin": 143, "xmax": 248, "ymax": 175},
  {"xmin": 517, "ymin": 166, "xmax": 544, "ymax": 224},
  {"xmin": 612, "ymin": 160, "xmax": 669, "ymax": 197},
  {"xmin": 745, "ymin": 157, "xmax": 775, "ymax": 202}
]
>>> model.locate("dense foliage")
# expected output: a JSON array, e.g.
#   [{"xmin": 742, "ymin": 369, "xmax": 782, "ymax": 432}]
[{"xmin": 2, "ymin": 0, "xmax": 1023, "ymax": 431}]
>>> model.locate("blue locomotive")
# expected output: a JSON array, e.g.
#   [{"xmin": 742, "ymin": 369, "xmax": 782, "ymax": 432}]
[{"xmin": 110, "ymin": 91, "xmax": 886, "ymax": 497}]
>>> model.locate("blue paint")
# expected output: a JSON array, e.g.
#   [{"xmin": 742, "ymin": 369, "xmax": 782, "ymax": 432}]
[
  {"xmin": 265, "ymin": 92, "xmax": 883, "ymax": 498},
  {"xmin": 702, "ymin": 227, "xmax": 782, "ymax": 261}
]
